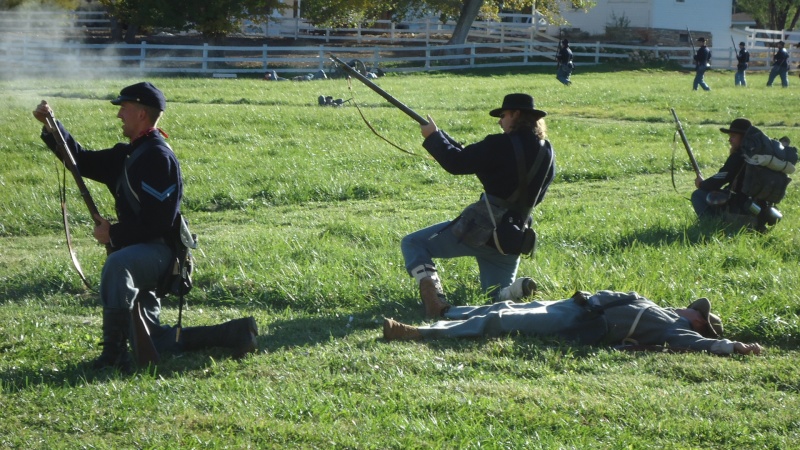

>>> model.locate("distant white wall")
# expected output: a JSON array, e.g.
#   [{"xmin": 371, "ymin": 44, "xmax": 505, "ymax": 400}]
[{"xmin": 550, "ymin": 0, "xmax": 734, "ymax": 48}]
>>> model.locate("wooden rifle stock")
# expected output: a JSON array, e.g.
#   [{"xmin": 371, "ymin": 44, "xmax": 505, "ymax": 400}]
[
  {"xmin": 670, "ymin": 108, "xmax": 702, "ymax": 178},
  {"xmin": 45, "ymin": 109, "xmax": 159, "ymax": 367},
  {"xmin": 328, "ymin": 54, "xmax": 429, "ymax": 125}
]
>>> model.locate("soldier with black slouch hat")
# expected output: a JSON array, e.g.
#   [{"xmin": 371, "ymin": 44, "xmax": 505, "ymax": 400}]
[{"xmin": 400, "ymin": 93, "xmax": 555, "ymax": 317}]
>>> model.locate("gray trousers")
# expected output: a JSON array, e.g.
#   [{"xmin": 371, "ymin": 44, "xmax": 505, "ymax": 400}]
[
  {"xmin": 418, "ymin": 298, "xmax": 587, "ymax": 338},
  {"xmin": 100, "ymin": 241, "xmax": 181, "ymax": 352}
]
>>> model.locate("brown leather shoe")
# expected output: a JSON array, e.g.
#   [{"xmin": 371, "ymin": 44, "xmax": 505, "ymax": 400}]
[
  {"xmin": 383, "ymin": 318, "xmax": 422, "ymax": 341},
  {"xmin": 419, "ymin": 277, "xmax": 451, "ymax": 318}
]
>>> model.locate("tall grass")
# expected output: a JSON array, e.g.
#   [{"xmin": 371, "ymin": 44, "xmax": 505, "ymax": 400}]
[{"xmin": 1, "ymin": 67, "xmax": 799, "ymax": 447}]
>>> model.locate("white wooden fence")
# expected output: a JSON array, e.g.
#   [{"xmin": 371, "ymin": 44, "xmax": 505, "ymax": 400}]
[{"xmin": 0, "ymin": 11, "xmax": 796, "ymax": 77}]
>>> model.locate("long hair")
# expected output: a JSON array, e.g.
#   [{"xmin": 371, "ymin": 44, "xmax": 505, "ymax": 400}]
[{"xmin": 512, "ymin": 111, "xmax": 547, "ymax": 139}]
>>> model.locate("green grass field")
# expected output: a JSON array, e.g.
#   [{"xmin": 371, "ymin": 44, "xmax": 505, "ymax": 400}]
[{"xmin": 1, "ymin": 67, "xmax": 800, "ymax": 448}]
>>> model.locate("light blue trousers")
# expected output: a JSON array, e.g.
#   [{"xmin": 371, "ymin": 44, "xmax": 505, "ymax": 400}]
[
  {"xmin": 556, "ymin": 65, "xmax": 572, "ymax": 85},
  {"xmin": 401, "ymin": 221, "xmax": 520, "ymax": 300},
  {"xmin": 735, "ymin": 70, "xmax": 747, "ymax": 86},
  {"xmin": 418, "ymin": 299, "xmax": 585, "ymax": 338},
  {"xmin": 693, "ymin": 66, "xmax": 710, "ymax": 90},
  {"xmin": 767, "ymin": 66, "xmax": 789, "ymax": 87}
]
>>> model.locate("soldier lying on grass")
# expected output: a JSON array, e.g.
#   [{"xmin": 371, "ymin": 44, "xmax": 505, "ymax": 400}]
[{"xmin": 384, "ymin": 290, "xmax": 762, "ymax": 356}]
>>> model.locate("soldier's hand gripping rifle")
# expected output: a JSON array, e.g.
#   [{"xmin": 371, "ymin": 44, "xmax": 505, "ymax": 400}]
[
  {"xmin": 40, "ymin": 102, "xmax": 159, "ymax": 367},
  {"xmin": 670, "ymin": 108, "xmax": 703, "ymax": 196}
]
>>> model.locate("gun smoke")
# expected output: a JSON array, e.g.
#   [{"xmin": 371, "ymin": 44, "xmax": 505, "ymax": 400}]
[{"xmin": 0, "ymin": 2, "xmax": 124, "ymax": 81}]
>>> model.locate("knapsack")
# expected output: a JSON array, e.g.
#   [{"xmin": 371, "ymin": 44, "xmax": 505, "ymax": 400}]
[{"xmin": 739, "ymin": 126, "xmax": 796, "ymax": 203}]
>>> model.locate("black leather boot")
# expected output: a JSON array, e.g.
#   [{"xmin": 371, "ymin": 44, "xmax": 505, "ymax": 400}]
[
  {"xmin": 92, "ymin": 309, "xmax": 132, "ymax": 372},
  {"xmin": 180, "ymin": 317, "xmax": 258, "ymax": 358}
]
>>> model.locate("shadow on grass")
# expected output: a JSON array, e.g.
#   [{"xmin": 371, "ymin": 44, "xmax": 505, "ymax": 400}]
[
  {"xmin": 615, "ymin": 217, "xmax": 765, "ymax": 249},
  {"xmin": 0, "ymin": 298, "xmax": 418, "ymax": 393},
  {"xmin": 0, "ymin": 274, "xmax": 100, "ymax": 307}
]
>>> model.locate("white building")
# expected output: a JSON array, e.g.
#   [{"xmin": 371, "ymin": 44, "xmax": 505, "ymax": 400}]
[{"xmin": 551, "ymin": 0, "xmax": 736, "ymax": 48}]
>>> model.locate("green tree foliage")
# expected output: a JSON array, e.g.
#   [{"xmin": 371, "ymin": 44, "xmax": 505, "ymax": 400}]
[
  {"xmin": 300, "ymin": 0, "xmax": 594, "ymax": 45},
  {"xmin": 736, "ymin": 0, "xmax": 800, "ymax": 30},
  {"xmin": 98, "ymin": 0, "xmax": 285, "ymax": 41}
]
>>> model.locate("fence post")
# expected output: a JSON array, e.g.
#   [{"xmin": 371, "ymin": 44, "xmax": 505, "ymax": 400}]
[
  {"xmin": 426, "ymin": 20, "xmax": 430, "ymax": 46},
  {"xmin": 140, "ymin": 41, "xmax": 146, "ymax": 70},
  {"xmin": 390, "ymin": 22, "xmax": 395, "ymax": 44},
  {"xmin": 470, "ymin": 44, "xmax": 476, "ymax": 67},
  {"xmin": 729, "ymin": 47, "xmax": 734, "ymax": 70},
  {"xmin": 595, "ymin": 42, "xmax": 600, "ymax": 64},
  {"xmin": 318, "ymin": 47, "xmax": 325, "ymax": 71},
  {"xmin": 263, "ymin": 44, "xmax": 268, "ymax": 71},
  {"xmin": 202, "ymin": 43, "xmax": 208, "ymax": 72},
  {"xmin": 425, "ymin": 47, "xmax": 431, "ymax": 69}
]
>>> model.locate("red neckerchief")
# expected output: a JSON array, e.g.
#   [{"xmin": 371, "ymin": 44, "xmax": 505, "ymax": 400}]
[{"xmin": 131, "ymin": 127, "xmax": 169, "ymax": 143}]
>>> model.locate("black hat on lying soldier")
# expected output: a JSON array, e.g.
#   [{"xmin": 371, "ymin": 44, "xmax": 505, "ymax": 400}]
[
  {"xmin": 111, "ymin": 82, "xmax": 167, "ymax": 111},
  {"xmin": 687, "ymin": 297, "xmax": 724, "ymax": 338},
  {"xmin": 719, "ymin": 118, "xmax": 752, "ymax": 134},
  {"xmin": 489, "ymin": 93, "xmax": 547, "ymax": 119}
]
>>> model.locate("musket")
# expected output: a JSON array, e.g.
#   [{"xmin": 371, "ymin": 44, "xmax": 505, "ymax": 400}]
[
  {"xmin": 670, "ymin": 108, "xmax": 702, "ymax": 178},
  {"xmin": 328, "ymin": 54, "xmax": 428, "ymax": 125},
  {"xmin": 687, "ymin": 27, "xmax": 696, "ymax": 65},
  {"xmin": 43, "ymin": 107, "xmax": 106, "ymax": 288},
  {"xmin": 556, "ymin": 36, "xmax": 562, "ymax": 68},
  {"xmin": 43, "ymin": 105, "xmax": 159, "ymax": 367}
]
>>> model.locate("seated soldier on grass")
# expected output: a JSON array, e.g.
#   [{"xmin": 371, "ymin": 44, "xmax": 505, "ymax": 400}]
[{"xmin": 691, "ymin": 118, "xmax": 794, "ymax": 232}]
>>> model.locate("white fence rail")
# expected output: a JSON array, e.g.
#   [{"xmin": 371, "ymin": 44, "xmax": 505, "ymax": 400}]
[
  {"xmin": 0, "ymin": 11, "xmax": 796, "ymax": 77},
  {"xmin": 2, "ymin": 38, "xmax": 795, "ymax": 77}
]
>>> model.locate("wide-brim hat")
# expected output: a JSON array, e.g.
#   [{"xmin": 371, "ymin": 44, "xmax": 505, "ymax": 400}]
[
  {"xmin": 697, "ymin": 37, "xmax": 706, "ymax": 42},
  {"xmin": 489, "ymin": 93, "xmax": 547, "ymax": 119},
  {"xmin": 687, "ymin": 297, "xmax": 723, "ymax": 338},
  {"xmin": 111, "ymin": 82, "xmax": 167, "ymax": 111},
  {"xmin": 720, "ymin": 118, "xmax": 752, "ymax": 134}
]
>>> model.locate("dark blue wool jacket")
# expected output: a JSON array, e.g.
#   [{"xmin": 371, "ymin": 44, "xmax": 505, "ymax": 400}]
[{"xmin": 42, "ymin": 122, "xmax": 182, "ymax": 249}]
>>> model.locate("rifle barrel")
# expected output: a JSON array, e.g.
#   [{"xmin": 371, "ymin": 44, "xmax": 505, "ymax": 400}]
[
  {"xmin": 670, "ymin": 108, "xmax": 702, "ymax": 177},
  {"xmin": 328, "ymin": 54, "xmax": 428, "ymax": 125},
  {"xmin": 45, "ymin": 113, "xmax": 102, "ymax": 224}
]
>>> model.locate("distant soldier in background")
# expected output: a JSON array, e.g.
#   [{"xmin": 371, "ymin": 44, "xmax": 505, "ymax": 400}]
[
  {"xmin": 735, "ymin": 41, "xmax": 750, "ymax": 87},
  {"xmin": 556, "ymin": 39, "xmax": 574, "ymax": 86},
  {"xmin": 767, "ymin": 41, "xmax": 789, "ymax": 88},
  {"xmin": 693, "ymin": 37, "xmax": 711, "ymax": 91}
]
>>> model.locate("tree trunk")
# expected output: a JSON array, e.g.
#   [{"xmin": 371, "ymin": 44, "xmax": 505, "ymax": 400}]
[
  {"xmin": 109, "ymin": 17, "xmax": 123, "ymax": 42},
  {"xmin": 124, "ymin": 23, "xmax": 139, "ymax": 44},
  {"xmin": 446, "ymin": 0, "xmax": 484, "ymax": 46},
  {"xmin": 789, "ymin": 6, "xmax": 800, "ymax": 31}
]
